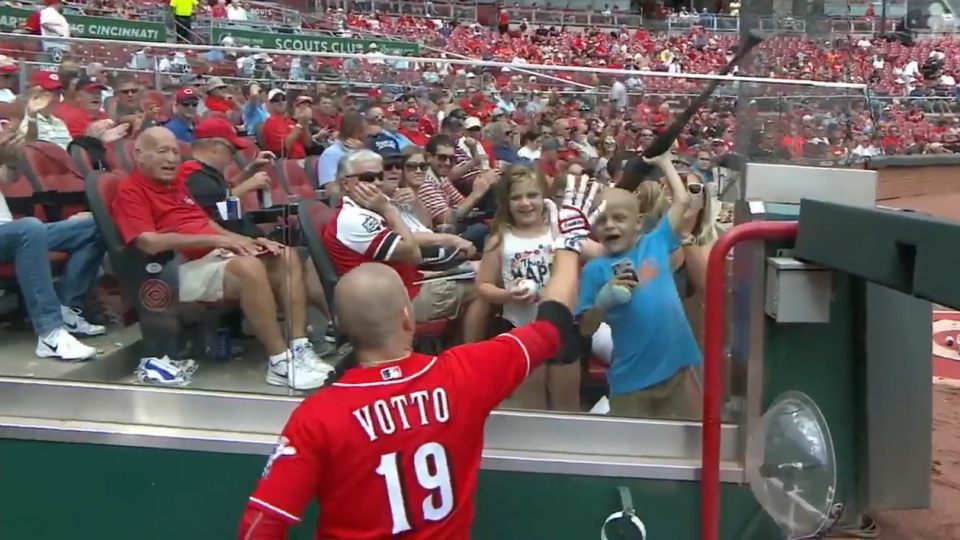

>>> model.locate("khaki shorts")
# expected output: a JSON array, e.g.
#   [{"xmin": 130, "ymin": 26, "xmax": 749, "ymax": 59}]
[
  {"xmin": 608, "ymin": 368, "xmax": 701, "ymax": 421},
  {"xmin": 411, "ymin": 279, "xmax": 470, "ymax": 322},
  {"xmin": 178, "ymin": 251, "xmax": 229, "ymax": 303}
]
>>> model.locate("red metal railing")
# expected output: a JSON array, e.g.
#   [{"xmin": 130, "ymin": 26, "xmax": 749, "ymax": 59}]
[{"xmin": 701, "ymin": 220, "xmax": 799, "ymax": 540}]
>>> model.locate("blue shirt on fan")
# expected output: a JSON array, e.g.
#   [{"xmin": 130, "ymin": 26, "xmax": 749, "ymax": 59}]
[{"xmin": 576, "ymin": 217, "xmax": 702, "ymax": 396}]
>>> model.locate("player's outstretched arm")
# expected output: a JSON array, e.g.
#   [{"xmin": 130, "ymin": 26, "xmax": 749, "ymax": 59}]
[{"xmin": 450, "ymin": 176, "xmax": 600, "ymax": 409}]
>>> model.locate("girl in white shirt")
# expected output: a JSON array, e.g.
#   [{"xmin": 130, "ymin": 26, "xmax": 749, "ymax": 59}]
[{"xmin": 476, "ymin": 166, "xmax": 611, "ymax": 411}]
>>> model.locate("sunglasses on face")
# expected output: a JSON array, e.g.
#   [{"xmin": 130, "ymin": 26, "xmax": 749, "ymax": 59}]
[
  {"xmin": 355, "ymin": 171, "xmax": 384, "ymax": 183},
  {"xmin": 405, "ymin": 162, "xmax": 429, "ymax": 171},
  {"xmin": 180, "ymin": 101, "xmax": 199, "ymax": 108},
  {"xmin": 270, "ymin": 97, "xmax": 286, "ymax": 103},
  {"xmin": 687, "ymin": 182, "xmax": 704, "ymax": 195},
  {"xmin": 433, "ymin": 154, "xmax": 454, "ymax": 162},
  {"xmin": 383, "ymin": 161, "xmax": 404, "ymax": 171}
]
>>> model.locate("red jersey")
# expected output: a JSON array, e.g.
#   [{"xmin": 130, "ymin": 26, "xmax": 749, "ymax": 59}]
[
  {"xmin": 245, "ymin": 321, "xmax": 561, "ymax": 539},
  {"xmin": 320, "ymin": 196, "xmax": 422, "ymax": 300},
  {"xmin": 111, "ymin": 169, "xmax": 221, "ymax": 260}
]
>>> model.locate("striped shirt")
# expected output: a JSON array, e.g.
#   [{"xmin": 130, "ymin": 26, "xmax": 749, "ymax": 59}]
[
  {"xmin": 418, "ymin": 169, "xmax": 465, "ymax": 220},
  {"xmin": 454, "ymin": 137, "xmax": 488, "ymax": 186}
]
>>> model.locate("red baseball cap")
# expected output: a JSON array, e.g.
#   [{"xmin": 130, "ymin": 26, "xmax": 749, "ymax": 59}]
[
  {"xmin": 175, "ymin": 87, "xmax": 199, "ymax": 104},
  {"xmin": 193, "ymin": 118, "xmax": 252, "ymax": 149},
  {"xmin": 401, "ymin": 107, "xmax": 419, "ymax": 119},
  {"xmin": 32, "ymin": 71, "xmax": 61, "ymax": 91},
  {"xmin": 293, "ymin": 95, "xmax": 313, "ymax": 106}
]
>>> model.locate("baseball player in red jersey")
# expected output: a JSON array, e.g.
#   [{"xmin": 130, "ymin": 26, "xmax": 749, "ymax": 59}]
[{"xmin": 239, "ymin": 177, "xmax": 603, "ymax": 539}]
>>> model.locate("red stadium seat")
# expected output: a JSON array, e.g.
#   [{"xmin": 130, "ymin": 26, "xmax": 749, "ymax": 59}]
[{"xmin": 21, "ymin": 142, "xmax": 88, "ymax": 220}]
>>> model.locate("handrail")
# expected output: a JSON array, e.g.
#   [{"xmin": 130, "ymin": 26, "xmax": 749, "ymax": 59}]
[
  {"xmin": 702, "ymin": 221, "xmax": 800, "ymax": 540},
  {"xmin": 2, "ymin": 32, "xmax": 870, "ymax": 90}
]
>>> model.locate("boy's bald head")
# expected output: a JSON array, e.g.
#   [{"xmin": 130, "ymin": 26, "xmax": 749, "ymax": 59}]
[{"xmin": 602, "ymin": 187, "xmax": 640, "ymax": 215}]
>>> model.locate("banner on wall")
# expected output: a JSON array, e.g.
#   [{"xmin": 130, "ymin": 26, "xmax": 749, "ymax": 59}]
[
  {"xmin": 0, "ymin": 6, "xmax": 167, "ymax": 42},
  {"xmin": 210, "ymin": 28, "xmax": 420, "ymax": 55}
]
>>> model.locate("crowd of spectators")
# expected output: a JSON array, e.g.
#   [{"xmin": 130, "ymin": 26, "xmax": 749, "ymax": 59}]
[{"xmin": 0, "ymin": 0, "xmax": 958, "ymax": 401}]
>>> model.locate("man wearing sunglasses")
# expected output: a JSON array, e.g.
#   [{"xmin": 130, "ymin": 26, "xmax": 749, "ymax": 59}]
[
  {"xmin": 397, "ymin": 107, "xmax": 428, "ymax": 146},
  {"xmin": 164, "ymin": 87, "xmax": 200, "ymax": 144},
  {"xmin": 321, "ymin": 149, "xmax": 471, "ymax": 323}
]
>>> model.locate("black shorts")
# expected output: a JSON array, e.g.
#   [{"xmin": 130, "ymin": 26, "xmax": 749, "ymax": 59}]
[{"xmin": 489, "ymin": 317, "xmax": 588, "ymax": 366}]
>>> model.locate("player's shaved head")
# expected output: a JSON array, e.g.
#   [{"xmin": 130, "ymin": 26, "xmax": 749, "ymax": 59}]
[{"xmin": 335, "ymin": 263, "xmax": 413, "ymax": 352}]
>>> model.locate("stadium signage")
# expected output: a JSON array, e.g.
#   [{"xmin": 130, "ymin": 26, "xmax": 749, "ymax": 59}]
[
  {"xmin": 210, "ymin": 28, "xmax": 420, "ymax": 55},
  {"xmin": 0, "ymin": 7, "xmax": 166, "ymax": 42}
]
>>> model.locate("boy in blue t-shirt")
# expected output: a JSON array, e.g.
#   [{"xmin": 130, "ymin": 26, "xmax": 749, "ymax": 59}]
[{"xmin": 577, "ymin": 170, "xmax": 702, "ymax": 419}]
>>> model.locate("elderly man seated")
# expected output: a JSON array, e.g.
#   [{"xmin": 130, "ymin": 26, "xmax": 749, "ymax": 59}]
[
  {"xmin": 321, "ymin": 148, "xmax": 475, "ymax": 325},
  {"xmin": 110, "ymin": 127, "xmax": 332, "ymax": 390}
]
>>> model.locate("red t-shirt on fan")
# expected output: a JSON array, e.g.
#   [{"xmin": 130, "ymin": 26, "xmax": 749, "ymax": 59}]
[{"xmin": 245, "ymin": 322, "xmax": 561, "ymax": 539}]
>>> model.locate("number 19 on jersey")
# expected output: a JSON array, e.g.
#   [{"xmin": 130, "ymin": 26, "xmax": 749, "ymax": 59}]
[{"xmin": 375, "ymin": 442, "xmax": 455, "ymax": 534}]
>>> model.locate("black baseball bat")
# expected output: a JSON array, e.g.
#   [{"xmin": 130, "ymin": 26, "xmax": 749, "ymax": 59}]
[{"xmin": 616, "ymin": 30, "xmax": 764, "ymax": 192}]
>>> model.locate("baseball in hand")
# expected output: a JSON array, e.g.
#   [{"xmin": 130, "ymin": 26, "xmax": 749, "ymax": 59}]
[{"xmin": 517, "ymin": 279, "xmax": 538, "ymax": 297}]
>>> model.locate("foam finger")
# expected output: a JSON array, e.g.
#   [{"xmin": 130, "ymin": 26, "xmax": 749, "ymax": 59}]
[
  {"xmin": 563, "ymin": 174, "xmax": 577, "ymax": 207},
  {"xmin": 544, "ymin": 199, "xmax": 559, "ymax": 230},
  {"xmin": 582, "ymin": 180, "xmax": 600, "ymax": 213},
  {"xmin": 574, "ymin": 174, "xmax": 588, "ymax": 208},
  {"xmin": 588, "ymin": 200, "xmax": 606, "ymax": 226}
]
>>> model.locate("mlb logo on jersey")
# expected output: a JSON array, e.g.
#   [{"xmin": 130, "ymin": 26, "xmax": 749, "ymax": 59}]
[{"xmin": 381, "ymin": 366, "xmax": 402, "ymax": 381}]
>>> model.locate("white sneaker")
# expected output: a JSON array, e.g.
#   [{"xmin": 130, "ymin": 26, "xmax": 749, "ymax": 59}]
[
  {"xmin": 266, "ymin": 348, "xmax": 331, "ymax": 391},
  {"xmin": 61, "ymin": 306, "xmax": 106, "ymax": 336},
  {"xmin": 36, "ymin": 328, "xmax": 98, "ymax": 361},
  {"xmin": 136, "ymin": 356, "xmax": 192, "ymax": 387},
  {"xmin": 294, "ymin": 341, "xmax": 336, "ymax": 374}
]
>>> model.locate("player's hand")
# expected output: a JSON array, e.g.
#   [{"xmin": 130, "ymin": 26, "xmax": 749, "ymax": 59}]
[
  {"xmin": 254, "ymin": 237, "xmax": 284, "ymax": 255},
  {"xmin": 349, "ymin": 182, "xmax": 390, "ymax": 215},
  {"xmin": 216, "ymin": 236, "xmax": 261, "ymax": 256},
  {"xmin": 243, "ymin": 151, "xmax": 275, "ymax": 174},
  {"xmin": 546, "ymin": 174, "xmax": 602, "ymax": 254}
]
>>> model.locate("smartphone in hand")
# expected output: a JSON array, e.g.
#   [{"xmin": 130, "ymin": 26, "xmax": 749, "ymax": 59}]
[{"xmin": 612, "ymin": 258, "xmax": 639, "ymax": 281}]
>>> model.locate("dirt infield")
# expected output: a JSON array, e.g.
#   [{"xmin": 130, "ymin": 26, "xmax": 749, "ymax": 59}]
[{"xmin": 872, "ymin": 385, "xmax": 960, "ymax": 540}]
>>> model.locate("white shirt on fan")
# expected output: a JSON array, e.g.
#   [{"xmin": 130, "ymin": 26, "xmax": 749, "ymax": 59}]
[{"xmin": 40, "ymin": 7, "xmax": 70, "ymax": 51}]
